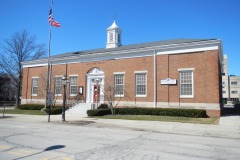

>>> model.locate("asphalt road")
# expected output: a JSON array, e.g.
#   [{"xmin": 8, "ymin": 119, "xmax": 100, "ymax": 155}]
[{"xmin": 0, "ymin": 115, "xmax": 240, "ymax": 160}]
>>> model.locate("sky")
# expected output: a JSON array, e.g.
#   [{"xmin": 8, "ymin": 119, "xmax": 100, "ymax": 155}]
[{"xmin": 0, "ymin": 0, "xmax": 240, "ymax": 75}]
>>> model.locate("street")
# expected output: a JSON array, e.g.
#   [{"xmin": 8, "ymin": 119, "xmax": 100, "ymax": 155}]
[{"xmin": 0, "ymin": 115, "xmax": 240, "ymax": 160}]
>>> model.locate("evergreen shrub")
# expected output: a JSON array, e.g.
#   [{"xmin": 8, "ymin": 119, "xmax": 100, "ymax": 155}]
[
  {"xmin": 97, "ymin": 103, "xmax": 109, "ymax": 109},
  {"xmin": 44, "ymin": 106, "xmax": 62, "ymax": 115},
  {"xmin": 87, "ymin": 107, "xmax": 207, "ymax": 118},
  {"xmin": 18, "ymin": 104, "xmax": 44, "ymax": 110}
]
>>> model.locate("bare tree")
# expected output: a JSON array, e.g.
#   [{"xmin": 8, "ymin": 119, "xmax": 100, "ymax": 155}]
[
  {"xmin": 0, "ymin": 30, "xmax": 46, "ymax": 107},
  {"xmin": 102, "ymin": 78, "xmax": 127, "ymax": 115}
]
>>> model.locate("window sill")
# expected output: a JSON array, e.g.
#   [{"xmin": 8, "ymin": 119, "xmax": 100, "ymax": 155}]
[
  {"xmin": 70, "ymin": 94, "xmax": 77, "ymax": 96},
  {"xmin": 31, "ymin": 94, "xmax": 37, "ymax": 96},
  {"xmin": 180, "ymin": 95, "xmax": 194, "ymax": 98},
  {"xmin": 136, "ymin": 95, "xmax": 147, "ymax": 98},
  {"xmin": 55, "ymin": 94, "xmax": 62, "ymax": 97},
  {"xmin": 114, "ymin": 95, "xmax": 124, "ymax": 98}
]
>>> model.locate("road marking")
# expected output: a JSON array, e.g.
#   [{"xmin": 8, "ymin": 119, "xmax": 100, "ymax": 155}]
[
  {"xmin": 0, "ymin": 145, "xmax": 11, "ymax": 149},
  {"xmin": 8, "ymin": 149, "xmax": 33, "ymax": 156},
  {"xmin": 59, "ymin": 157, "xmax": 74, "ymax": 160},
  {"xmin": 41, "ymin": 156, "xmax": 74, "ymax": 160},
  {"xmin": 8, "ymin": 151, "xmax": 27, "ymax": 156}
]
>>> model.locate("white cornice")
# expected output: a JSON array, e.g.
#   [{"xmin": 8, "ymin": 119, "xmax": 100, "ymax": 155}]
[{"xmin": 22, "ymin": 40, "xmax": 222, "ymax": 68}]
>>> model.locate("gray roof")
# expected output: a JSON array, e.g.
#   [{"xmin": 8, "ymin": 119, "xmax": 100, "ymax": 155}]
[{"xmin": 47, "ymin": 39, "xmax": 216, "ymax": 59}]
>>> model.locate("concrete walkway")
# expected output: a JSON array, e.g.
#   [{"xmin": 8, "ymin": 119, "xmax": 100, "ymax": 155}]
[{"xmin": 2, "ymin": 113, "xmax": 240, "ymax": 139}]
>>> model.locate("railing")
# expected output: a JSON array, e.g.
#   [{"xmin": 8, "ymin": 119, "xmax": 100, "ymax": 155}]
[{"xmin": 0, "ymin": 101, "xmax": 15, "ymax": 106}]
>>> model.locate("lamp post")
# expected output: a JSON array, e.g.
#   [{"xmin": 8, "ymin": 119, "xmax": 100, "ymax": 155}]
[
  {"xmin": 94, "ymin": 79, "xmax": 100, "ymax": 108},
  {"xmin": 62, "ymin": 75, "xmax": 68, "ymax": 122}
]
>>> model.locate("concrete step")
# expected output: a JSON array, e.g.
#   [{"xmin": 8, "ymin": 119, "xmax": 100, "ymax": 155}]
[{"xmin": 65, "ymin": 103, "xmax": 92, "ymax": 117}]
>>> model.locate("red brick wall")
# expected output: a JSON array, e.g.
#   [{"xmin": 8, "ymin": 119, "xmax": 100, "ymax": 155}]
[
  {"xmin": 22, "ymin": 50, "xmax": 221, "ymax": 109},
  {"xmin": 157, "ymin": 50, "xmax": 220, "ymax": 104}
]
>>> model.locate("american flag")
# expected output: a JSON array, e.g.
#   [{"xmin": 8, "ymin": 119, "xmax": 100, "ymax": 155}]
[{"xmin": 48, "ymin": 8, "xmax": 61, "ymax": 28}]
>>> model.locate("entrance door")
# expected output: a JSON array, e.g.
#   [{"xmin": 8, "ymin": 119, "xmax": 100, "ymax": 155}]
[
  {"xmin": 86, "ymin": 67, "xmax": 105, "ymax": 103},
  {"xmin": 93, "ymin": 84, "xmax": 100, "ymax": 102}
]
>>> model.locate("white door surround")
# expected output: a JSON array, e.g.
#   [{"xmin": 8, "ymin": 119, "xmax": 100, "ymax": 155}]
[{"xmin": 86, "ymin": 68, "xmax": 105, "ymax": 103}]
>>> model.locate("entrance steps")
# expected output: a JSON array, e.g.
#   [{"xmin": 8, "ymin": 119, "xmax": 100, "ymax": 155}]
[{"xmin": 65, "ymin": 103, "xmax": 92, "ymax": 117}]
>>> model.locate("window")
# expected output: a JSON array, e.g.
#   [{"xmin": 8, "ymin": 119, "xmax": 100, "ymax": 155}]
[
  {"xmin": 114, "ymin": 74, "xmax": 124, "ymax": 96},
  {"xmin": 223, "ymin": 90, "xmax": 226, "ymax": 94},
  {"xmin": 135, "ymin": 73, "xmax": 147, "ymax": 97},
  {"xmin": 70, "ymin": 76, "xmax": 78, "ymax": 95},
  {"xmin": 109, "ymin": 32, "xmax": 113, "ymax": 42},
  {"xmin": 231, "ymin": 91, "xmax": 238, "ymax": 94},
  {"xmin": 55, "ymin": 77, "xmax": 62, "ymax": 95},
  {"xmin": 231, "ymin": 81, "xmax": 237, "ymax": 86},
  {"xmin": 179, "ymin": 70, "xmax": 194, "ymax": 98},
  {"xmin": 32, "ymin": 78, "xmax": 38, "ymax": 96}
]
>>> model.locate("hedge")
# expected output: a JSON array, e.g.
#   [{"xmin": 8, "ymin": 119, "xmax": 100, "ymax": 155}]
[
  {"xmin": 87, "ymin": 107, "xmax": 207, "ymax": 118},
  {"xmin": 97, "ymin": 103, "xmax": 109, "ymax": 109},
  {"xmin": 87, "ymin": 109, "xmax": 111, "ymax": 116},
  {"xmin": 44, "ymin": 106, "xmax": 63, "ymax": 115},
  {"xmin": 18, "ymin": 104, "xmax": 44, "ymax": 110}
]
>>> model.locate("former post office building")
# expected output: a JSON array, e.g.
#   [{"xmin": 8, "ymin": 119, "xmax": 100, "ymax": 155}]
[{"xmin": 21, "ymin": 21, "xmax": 223, "ymax": 117}]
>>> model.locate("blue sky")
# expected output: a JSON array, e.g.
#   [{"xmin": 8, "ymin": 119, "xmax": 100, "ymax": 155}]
[{"xmin": 1, "ymin": 0, "xmax": 240, "ymax": 75}]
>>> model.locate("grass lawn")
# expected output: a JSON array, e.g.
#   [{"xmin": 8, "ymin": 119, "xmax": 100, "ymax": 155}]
[
  {"xmin": 90, "ymin": 115, "xmax": 219, "ymax": 124},
  {"xmin": 0, "ymin": 109, "xmax": 47, "ymax": 115}
]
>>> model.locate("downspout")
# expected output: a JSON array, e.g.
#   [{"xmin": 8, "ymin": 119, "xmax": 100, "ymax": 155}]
[{"xmin": 154, "ymin": 50, "xmax": 157, "ymax": 108}]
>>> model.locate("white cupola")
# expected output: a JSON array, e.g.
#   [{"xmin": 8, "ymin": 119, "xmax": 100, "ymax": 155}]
[{"xmin": 106, "ymin": 20, "xmax": 122, "ymax": 48}]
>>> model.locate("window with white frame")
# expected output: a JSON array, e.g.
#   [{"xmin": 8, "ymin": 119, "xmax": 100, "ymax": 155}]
[
  {"xmin": 135, "ymin": 73, "xmax": 147, "ymax": 96},
  {"xmin": 231, "ymin": 91, "xmax": 238, "ymax": 94},
  {"xmin": 70, "ymin": 76, "xmax": 78, "ymax": 95},
  {"xmin": 114, "ymin": 74, "xmax": 124, "ymax": 96},
  {"xmin": 179, "ymin": 70, "xmax": 194, "ymax": 98},
  {"xmin": 55, "ymin": 77, "xmax": 62, "ymax": 95},
  {"xmin": 231, "ymin": 81, "xmax": 237, "ymax": 86},
  {"xmin": 32, "ymin": 78, "xmax": 38, "ymax": 96}
]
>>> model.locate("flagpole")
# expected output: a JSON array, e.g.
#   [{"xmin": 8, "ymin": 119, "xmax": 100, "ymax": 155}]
[{"xmin": 46, "ymin": 0, "xmax": 53, "ymax": 108}]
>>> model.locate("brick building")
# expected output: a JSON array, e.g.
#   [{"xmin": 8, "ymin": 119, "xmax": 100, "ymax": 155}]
[{"xmin": 21, "ymin": 21, "xmax": 223, "ymax": 117}]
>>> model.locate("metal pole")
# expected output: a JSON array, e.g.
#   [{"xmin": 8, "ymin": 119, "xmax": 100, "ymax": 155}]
[
  {"xmin": 62, "ymin": 84, "xmax": 66, "ymax": 121},
  {"xmin": 45, "ymin": 0, "xmax": 53, "ymax": 108},
  {"xmin": 97, "ymin": 84, "xmax": 98, "ymax": 108}
]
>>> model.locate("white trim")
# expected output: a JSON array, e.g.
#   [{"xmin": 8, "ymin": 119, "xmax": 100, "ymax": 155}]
[
  {"xmin": 113, "ymin": 101, "xmax": 220, "ymax": 110},
  {"xmin": 135, "ymin": 95, "xmax": 147, "ymax": 98},
  {"xmin": 134, "ymin": 70, "xmax": 148, "ymax": 74},
  {"xmin": 114, "ymin": 74, "xmax": 125, "ymax": 97},
  {"xmin": 54, "ymin": 76, "xmax": 62, "ymax": 96},
  {"xmin": 135, "ymin": 72, "xmax": 147, "ymax": 97},
  {"xmin": 113, "ymin": 72, "xmax": 125, "ymax": 75},
  {"xmin": 31, "ymin": 77, "xmax": 39, "ymax": 96},
  {"xmin": 178, "ymin": 68, "xmax": 195, "ymax": 71},
  {"xmin": 22, "ymin": 40, "xmax": 221, "ymax": 68},
  {"xmin": 153, "ymin": 50, "xmax": 156, "ymax": 108},
  {"xmin": 69, "ymin": 76, "xmax": 78, "ymax": 96},
  {"xmin": 157, "ymin": 46, "xmax": 218, "ymax": 55},
  {"xmin": 69, "ymin": 74, "xmax": 78, "ymax": 77},
  {"xmin": 179, "ymin": 70, "xmax": 194, "ymax": 98}
]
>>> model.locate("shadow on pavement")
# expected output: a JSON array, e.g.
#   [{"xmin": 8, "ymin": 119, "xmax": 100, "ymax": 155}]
[
  {"xmin": 13, "ymin": 145, "xmax": 66, "ymax": 160},
  {"xmin": 0, "ymin": 116, "xmax": 15, "ymax": 119}
]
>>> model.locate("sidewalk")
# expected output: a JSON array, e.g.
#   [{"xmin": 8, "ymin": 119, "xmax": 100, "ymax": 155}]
[{"xmin": 2, "ymin": 114, "xmax": 240, "ymax": 139}]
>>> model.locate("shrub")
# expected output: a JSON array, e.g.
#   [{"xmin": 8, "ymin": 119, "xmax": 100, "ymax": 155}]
[
  {"xmin": 87, "ymin": 109, "xmax": 111, "ymax": 116},
  {"xmin": 44, "ymin": 106, "xmax": 62, "ymax": 115},
  {"xmin": 114, "ymin": 108, "xmax": 207, "ymax": 118},
  {"xmin": 98, "ymin": 103, "xmax": 109, "ymax": 109},
  {"xmin": 18, "ymin": 104, "xmax": 44, "ymax": 110},
  {"xmin": 87, "ymin": 107, "xmax": 207, "ymax": 118}
]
